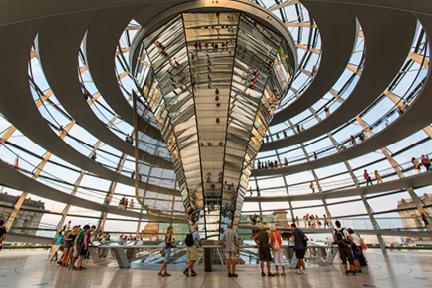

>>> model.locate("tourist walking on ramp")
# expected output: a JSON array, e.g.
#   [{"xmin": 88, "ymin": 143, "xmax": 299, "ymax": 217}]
[
  {"xmin": 183, "ymin": 224, "xmax": 200, "ymax": 277},
  {"xmin": 159, "ymin": 226, "xmax": 174, "ymax": 277},
  {"xmin": 222, "ymin": 224, "xmax": 240, "ymax": 277},
  {"xmin": 252, "ymin": 224, "xmax": 273, "ymax": 276}
]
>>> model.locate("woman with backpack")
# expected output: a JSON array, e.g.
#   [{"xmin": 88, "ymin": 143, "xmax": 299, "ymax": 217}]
[
  {"xmin": 269, "ymin": 225, "xmax": 286, "ymax": 276},
  {"xmin": 159, "ymin": 226, "xmax": 174, "ymax": 277}
]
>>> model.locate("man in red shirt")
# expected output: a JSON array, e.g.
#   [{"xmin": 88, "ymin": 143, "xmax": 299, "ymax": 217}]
[{"xmin": 363, "ymin": 170, "xmax": 373, "ymax": 186}]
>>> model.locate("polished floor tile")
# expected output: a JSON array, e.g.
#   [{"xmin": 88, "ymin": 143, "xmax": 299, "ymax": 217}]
[{"xmin": 0, "ymin": 250, "xmax": 431, "ymax": 287}]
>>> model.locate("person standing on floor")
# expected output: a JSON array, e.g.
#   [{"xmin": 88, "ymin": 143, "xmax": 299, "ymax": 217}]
[
  {"xmin": 183, "ymin": 224, "xmax": 200, "ymax": 277},
  {"xmin": 333, "ymin": 220, "xmax": 356, "ymax": 275},
  {"xmin": 269, "ymin": 225, "xmax": 286, "ymax": 276},
  {"xmin": 252, "ymin": 224, "xmax": 273, "ymax": 277},
  {"xmin": 222, "ymin": 224, "xmax": 240, "ymax": 277},
  {"xmin": 347, "ymin": 228, "xmax": 363, "ymax": 273},
  {"xmin": 0, "ymin": 220, "xmax": 6, "ymax": 251},
  {"xmin": 159, "ymin": 226, "xmax": 174, "ymax": 277},
  {"xmin": 291, "ymin": 223, "xmax": 307, "ymax": 275}
]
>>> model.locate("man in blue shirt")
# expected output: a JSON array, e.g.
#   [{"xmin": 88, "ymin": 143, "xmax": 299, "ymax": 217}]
[{"xmin": 291, "ymin": 223, "xmax": 307, "ymax": 275}]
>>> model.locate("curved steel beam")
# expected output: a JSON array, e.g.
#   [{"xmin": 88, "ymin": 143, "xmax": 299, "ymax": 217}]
[
  {"xmin": 36, "ymin": 12, "xmax": 172, "ymax": 169},
  {"xmin": 264, "ymin": 5, "xmax": 416, "ymax": 146},
  {"xmin": 269, "ymin": 1, "xmax": 357, "ymax": 131},
  {"xmin": 85, "ymin": 6, "xmax": 163, "ymax": 142}
]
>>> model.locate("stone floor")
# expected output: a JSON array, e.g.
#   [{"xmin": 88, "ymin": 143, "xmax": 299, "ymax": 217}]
[{"xmin": 0, "ymin": 250, "xmax": 431, "ymax": 287}]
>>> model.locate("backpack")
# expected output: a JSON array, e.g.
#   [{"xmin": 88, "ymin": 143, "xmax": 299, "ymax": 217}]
[
  {"xmin": 185, "ymin": 232, "xmax": 194, "ymax": 247},
  {"xmin": 334, "ymin": 228, "xmax": 348, "ymax": 246}
]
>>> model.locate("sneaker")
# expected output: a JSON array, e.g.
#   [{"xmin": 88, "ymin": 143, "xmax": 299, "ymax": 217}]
[
  {"xmin": 261, "ymin": 272, "xmax": 266, "ymax": 277},
  {"xmin": 231, "ymin": 273, "xmax": 238, "ymax": 277},
  {"xmin": 191, "ymin": 270, "xmax": 197, "ymax": 277},
  {"xmin": 183, "ymin": 269, "xmax": 189, "ymax": 277}
]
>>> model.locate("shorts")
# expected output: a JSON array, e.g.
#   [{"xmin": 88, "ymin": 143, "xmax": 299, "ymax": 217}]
[
  {"xmin": 164, "ymin": 247, "xmax": 172, "ymax": 262},
  {"xmin": 51, "ymin": 244, "xmax": 61, "ymax": 253},
  {"xmin": 259, "ymin": 246, "xmax": 272, "ymax": 262},
  {"xmin": 338, "ymin": 245, "xmax": 354, "ymax": 265},
  {"xmin": 64, "ymin": 241, "xmax": 73, "ymax": 249},
  {"xmin": 225, "ymin": 251, "xmax": 236, "ymax": 261},
  {"xmin": 272, "ymin": 249, "xmax": 284, "ymax": 266},
  {"xmin": 295, "ymin": 249, "xmax": 305, "ymax": 259},
  {"xmin": 79, "ymin": 247, "xmax": 88, "ymax": 257},
  {"xmin": 187, "ymin": 246, "xmax": 198, "ymax": 261}
]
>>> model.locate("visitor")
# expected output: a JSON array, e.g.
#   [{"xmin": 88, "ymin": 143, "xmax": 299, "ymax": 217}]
[
  {"xmin": 412, "ymin": 157, "xmax": 421, "ymax": 174},
  {"xmin": 252, "ymin": 224, "xmax": 273, "ymax": 276},
  {"xmin": 310, "ymin": 181, "xmax": 315, "ymax": 193},
  {"xmin": 49, "ymin": 231, "xmax": 64, "ymax": 262},
  {"xmin": 64, "ymin": 220, "xmax": 71, "ymax": 232},
  {"xmin": 350, "ymin": 135, "xmax": 356, "ymax": 145},
  {"xmin": 183, "ymin": 224, "xmax": 200, "ymax": 277},
  {"xmin": 222, "ymin": 224, "xmax": 239, "ymax": 277},
  {"xmin": 129, "ymin": 199, "xmax": 134, "ymax": 210},
  {"xmin": 0, "ymin": 219, "xmax": 6, "ymax": 251},
  {"xmin": 74, "ymin": 225, "xmax": 95, "ymax": 270},
  {"xmin": 269, "ymin": 225, "xmax": 286, "ymax": 276},
  {"xmin": 374, "ymin": 170, "xmax": 382, "ymax": 184},
  {"xmin": 363, "ymin": 169, "xmax": 373, "ymax": 186},
  {"xmin": 347, "ymin": 228, "xmax": 362, "ymax": 273},
  {"xmin": 291, "ymin": 223, "xmax": 307, "ymax": 275},
  {"xmin": 324, "ymin": 106, "xmax": 330, "ymax": 117},
  {"xmin": 421, "ymin": 154, "xmax": 431, "ymax": 171},
  {"xmin": 58, "ymin": 225, "xmax": 79, "ymax": 267},
  {"xmin": 159, "ymin": 226, "xmax": 173, "ymax": 277},
  {"xmin": 323, "ymin": 214, "xmax": 330, "ymax": 228},
  {"xmin": 295, "ymin": 216, "xmax": 300, "ymax": 227},
  {"xmin": 333, "ymin": 220, "xmax": 356, "ymax": 275}
]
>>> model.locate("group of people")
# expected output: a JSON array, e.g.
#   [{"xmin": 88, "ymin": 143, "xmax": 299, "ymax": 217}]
[
  {"xmin": 158, "ymin": 224, "xmax": 201, "ymax": 278},
  {"xmin": 298, "ymin": 214, "xmax": 331, "ymax": 228},
  {"xmin": 412, "ymin": 154, "xmax": 431, "ymax": 173},
  {"xmin": 363, "ymin": 169, "xmax": 383, "ymax": 185},
  {"xmin": 118, "ymin": 233, "xmax": 138, "ymax": 242},
  {"xmin": 50, "ymin": 221, "xmax": 96, "ymax": 271},
  {"xmin": 119, "ymin": 196, "xmax": 134, "ymax": 210}
]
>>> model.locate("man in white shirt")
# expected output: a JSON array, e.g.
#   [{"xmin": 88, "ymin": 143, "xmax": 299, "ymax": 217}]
[{"xmin": 222, "ymin": 224, "xmax": 239, "ymax": 277}]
